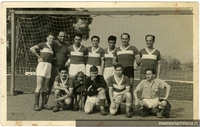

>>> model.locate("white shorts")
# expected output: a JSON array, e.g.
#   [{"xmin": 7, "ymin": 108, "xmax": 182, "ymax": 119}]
[
  {"xmin": 85, "ymin": 95, "xmax": 100, "ymax": 105},
  {"xmin": 103, "ymin": 67, "xmax": 115, "ymax": 80},
  {"xmin": 36, "ymin": 62, "xmax": 52, "ymax": 78},
  {"xmin": 143, "ymin": 98, "xmax": 159, "ymax": 108},
  {"xmin": 113, "ymin": 91, "xmax": 124, "ymax": 104},
  {"xmin": 85, "ymin": 64, "xmax": 101, "ymax": 76},
  {"xmin": 69, "ymin": 64, "xmax": 85, "ymax": 77}
]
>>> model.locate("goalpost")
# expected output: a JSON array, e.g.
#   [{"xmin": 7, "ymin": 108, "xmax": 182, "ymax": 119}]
[{"xmin": 9, "ymin": 8, "xmax": 193, "ymax": 95}]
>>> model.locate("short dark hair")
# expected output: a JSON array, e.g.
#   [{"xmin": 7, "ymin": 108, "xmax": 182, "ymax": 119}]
[
  {"xmin": 91, "ymin": 35, "xmax": 100, "ymax": 41},
  {"xmin": 59, "ymin": 67, "xmax": 68, "ymax": 72},
  {"xmin": 145, "ymin": 68, "xmax": 156, "ymax": 74},
  {"xmin": 90, "ymin": 65, "xmax": 98, "ymax": 72},
  {"xmin": 121, "ymin": 33, "xmax": 130, "ymax": 39},
  {"xmin": 108, "ymin": 35, "xmax": 117, "ymax": 41},
  {"xmin": 74, "ymin": 33, "xmax": 83, "ymax": 39},
  {"xmin": 46, "ymin": 32, "xmax": 54, "ymax": 38},
  {"xmin": 114, "ymin": 64, "xmax": 123, "ymax": 70},
  {"xmin": 145, "ymin": 34, "xmax": 155, "ymax": 41}
]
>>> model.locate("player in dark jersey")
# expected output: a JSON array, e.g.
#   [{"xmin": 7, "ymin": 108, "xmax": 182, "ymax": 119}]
[{"xmin": 46, "ymin": 31, "xmax": 70, "ymax": 105}]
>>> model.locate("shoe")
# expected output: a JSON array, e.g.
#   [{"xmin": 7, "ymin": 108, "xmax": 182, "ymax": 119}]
[
  {"xmin": 41, "ymin": 103, "xmax": 52, "ymax": 110},
  {"xmin": 157, "ymin": 109, "xmax": 164, "ymax": 118},
  {"xmin": 117, "ymin": 106, "xmax": 121, "ymax": 114},
  {"xmin": 53, "ymin": 104, "xmax": 59, "ymax": 112},
  {"xmin": 73, "ymin": 106, "xmax": 79, "ymax": 111},
  {"xmin": 100, "ymin": 110, "xmax": 108, "ymax": 116},
  {"xmin": 34, "ymin": 105, "xmax": 41, "ymax": 111},
  {"xmin": 93, "ymin": 105, "xmax": 100, "ymax": 111},
  {"xmin": 125, "ymin": 111, "xmax": 132, "ymax": 118},
  {"xmin": 141, "ymin": 107, "xmax": 148, "ymax": 117}
]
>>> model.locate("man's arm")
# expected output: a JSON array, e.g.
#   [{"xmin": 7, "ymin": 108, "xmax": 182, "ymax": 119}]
[
  {"xmin": 101, "ymin": 57, "xmax": 105, "ymax": 75},
  {"xmin": 133, "ymin": 87, "xmax": 140, "ymax": 106},
  {"xmin": 112, "ymin": 56, "xmax": 118, "ymax": 66},
  {"xmin": 65, "ymin": 58, "xmax": 71, "ymax": 67},
  {"xmin": 30, "ymin": 45, "xmax": 43, "ymax": 62},
  {"xmin": 135, "ymin": 54, "xmax": 141, "ymax": 66},
  {"xmin": 157, "ymin": 61, "xmax": 161, "ymax": 78}
]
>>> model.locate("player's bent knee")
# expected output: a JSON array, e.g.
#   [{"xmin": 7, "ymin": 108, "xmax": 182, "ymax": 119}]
[
  {"xmin": 64, "ymin": 98, "xmax": 72, "ymax": 105},
  {"xmin": 84, "ymin": 107, "xmax": 92, "ymax": 114},
  {"xmin": 109, "ymin": 108, "xmax": 117, "ymax": 115},
  {"xmin": 99, "ymin": 89, "xmax": 105, "ymax": 94}
]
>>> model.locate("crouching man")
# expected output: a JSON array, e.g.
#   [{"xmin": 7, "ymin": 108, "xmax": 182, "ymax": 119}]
[
  {"xmin": 134, "ymin": 68, "xmax": 171, "ymax": 118},
  {"xmin": 84, "ymin": 65, "xmax": 108, "ymax": 115},
  {"xmin": 52, "ymin": 67, "xmax": 73, "ymax": 112},
  {"xmin": 107, "ymin": 64, "xmax": 132, "ymax": 118}
]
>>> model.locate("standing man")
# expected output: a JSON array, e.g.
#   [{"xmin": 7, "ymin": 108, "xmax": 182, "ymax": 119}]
[
  {"xmin": 30, "ymin": 32, "xmax": 54, "ymax": 111},
  {"xmin": 86, "ymin": 35, "xmax": 105, "ymax": 77},
  {"xmin": 139, "ymin": 34, "xmax": 161, "ymax": 80},
  {"xmin": 113, "ymin": 33, "xmax": 140, "ymax": 98},
  {"xmin": 46, "ymin": 31, "xmax": 70, "ymax": 104},
  {"xmin": 103, "ymin": 35, "xmax": 117, "ymax": 107},
  {"xmin": 66, "ymin": 33, "xmax": 88, "ymax": 77},
  {"xmin": 103, "ymin": 35, "xmax": 117, "ymax": 80}
]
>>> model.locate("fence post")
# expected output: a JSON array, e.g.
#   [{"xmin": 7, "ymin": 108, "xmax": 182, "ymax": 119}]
[{"xmin": 10, "ymin": 9, "xmax": 15, "ymax": 95}]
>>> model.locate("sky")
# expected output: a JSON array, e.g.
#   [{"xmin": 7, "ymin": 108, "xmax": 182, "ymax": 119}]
[{"xmin": 82, "ymin": 14, "xmax": 193, "ymax": 63}]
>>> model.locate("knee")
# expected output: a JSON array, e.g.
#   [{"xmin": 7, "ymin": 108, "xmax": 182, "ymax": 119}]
[
  {"xmin": 109, "ymin": 108, "xmax": 117, "ymax": 115},
  {"xmin": 64, "ymin": 98, "xmax": 72, "ymax": 105},
  {"xmin": 99, "ymin": 89, "xmax": 105, "ymax": 95},
  {"xmin": 125, "ymin": 92, "xmax": 131, "ymax": 98},
  {"xmin": 84, "ymin": 106, "xmax": 92, "ymax": 114}
]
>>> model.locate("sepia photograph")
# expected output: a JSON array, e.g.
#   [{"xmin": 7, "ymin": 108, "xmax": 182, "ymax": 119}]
[{"xmin": 0, "ymin": 2, "xmax": 199, "ymax": 126}]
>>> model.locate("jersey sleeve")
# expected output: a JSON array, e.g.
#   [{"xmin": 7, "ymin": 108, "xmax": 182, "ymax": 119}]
[
  {"xmin": 158, "ymin": 80, "xmax": 167, "ymax": 89},
  {"xmin": 37, "ymin": 43, "xmax": 45, "ymax": 49},
  {"xmin": 134, "ymin": 46, "xmax": 139, "ymax": 55},
  {"xmin": 135, "ymin": 80, "xmax": 144, "ymax": 92},
  {"xmin": 54, "ymin": 76, "xmax": 59, "ymax": 83},
  {"xmin": 124, "ymin": 76, "xmax": 130, "ymax": 86},
  {"xmin": 157, "ymin": 50, "xmax": 161, "ymax": 62}
]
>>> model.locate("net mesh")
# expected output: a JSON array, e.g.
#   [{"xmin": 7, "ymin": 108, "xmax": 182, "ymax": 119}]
[{"xmin": 15, "ymin": 15, "xmax": 92, "ymax": 68}]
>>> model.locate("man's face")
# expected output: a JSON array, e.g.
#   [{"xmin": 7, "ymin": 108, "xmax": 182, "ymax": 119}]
[
  {"xmin": 108, "ymin": 40, "xmax": 116, "ymax": 50},
  {"xmin": 115, "ymin": 67, "xmax": 123, "ymax": 77},
  {"xmin": 60, "ymin": 70, "xmax": 68, "ymax": 79},
  {"xmin": 91, "ymin": 38, "xmax": 99, "ymax": 47},
  {"xmin": 74, "ymin": 36, "xmax": 82, "ymax": 46},
  {"xmin": 146, "ymin": 36, "xmax": 154, "ymax": 48},
  {"xmin": 121, "ymin": 34, "xmax": 130, "ymax": 46},
  {"xmin": 146, "ymin": 70, "xmax": 155, "ymax": 81},
  {"xmin": 90, "ymin": 71, "xmax": 98, "ymax": 80},
  {"xmin": 46, "ymin": 35, "xmax": 54, "ymax": 45},
  {"xmin": 57, "ymin": 32, "xmax": 65, "ymax": 43}
]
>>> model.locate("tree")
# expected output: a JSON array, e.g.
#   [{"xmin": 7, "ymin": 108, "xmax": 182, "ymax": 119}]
[{"xmin": 161, "ymin": 55, "xmax": 182, "ymax": 70}]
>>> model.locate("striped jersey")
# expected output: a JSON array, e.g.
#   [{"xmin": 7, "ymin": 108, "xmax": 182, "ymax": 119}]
[
  {"xmin": 104, "ymin": 48, "xmax": 115, "ymax": 68},
  {"xmin": 107, "ymin": 74, "xmax": 130, "ymax": 92},
  {"xmin": 87, "ymin": 46, "xmax": 104, "ymax": 66},
  {"xmin": 140, "ymin": 48, "xmax": 161, "ymax": 74},
  {"xmin": 68, "ymin": 44, "xmax": 88, "ymax": 64},
  {"xmin": 54, "ymin": 76, "xmax": 73, "ymax": 89},
  {"xmin": 37, "ymin": 42, "xmax": 53, "ymax": 63},
  {"xmin": 114, "ymin": 45, "xmax": 139, "ymax": 67}
]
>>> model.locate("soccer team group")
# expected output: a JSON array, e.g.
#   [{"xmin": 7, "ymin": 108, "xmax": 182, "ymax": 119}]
[{"xmin": 30, "ymin": 31, "xmax": 171, "ymax": 118}]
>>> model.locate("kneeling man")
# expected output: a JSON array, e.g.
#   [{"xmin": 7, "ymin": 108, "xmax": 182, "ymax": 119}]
[{"xmin": 107, "ymin": 64, "xmax": 132, "ymax": 118}]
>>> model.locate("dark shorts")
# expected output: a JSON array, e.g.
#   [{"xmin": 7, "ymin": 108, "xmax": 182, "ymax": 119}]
[{"xmin": 123, "ymin": 66, "xmax": 134, "ymax": 78}]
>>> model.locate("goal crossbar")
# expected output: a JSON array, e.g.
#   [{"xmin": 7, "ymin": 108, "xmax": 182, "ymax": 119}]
[{"xmin": 14, "ymin": 8, "xmax": 193, "ymax": 15}]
